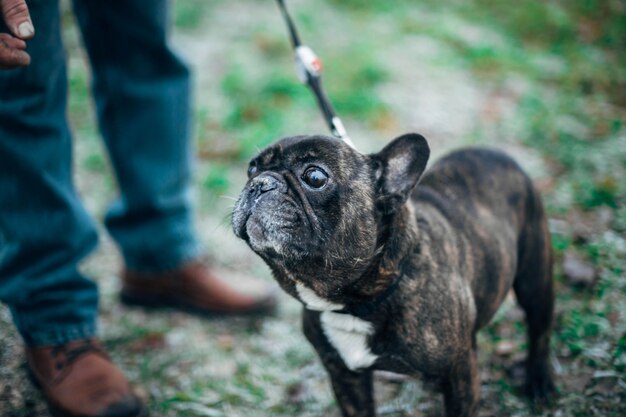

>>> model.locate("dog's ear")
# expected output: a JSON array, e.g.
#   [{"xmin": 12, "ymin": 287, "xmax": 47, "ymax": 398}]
[{"xmin": 372, "ymin": 133, "xmax": 430, "ymax": 215}]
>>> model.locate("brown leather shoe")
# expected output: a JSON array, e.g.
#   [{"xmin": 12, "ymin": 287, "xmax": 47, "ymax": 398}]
[
  {"xmin": 26, "ymin": 339, "xmax": 147, "ymax": 417},
  {"xmin": 120, "ymin": 260, "xmax": 278, "ymax": 316}
]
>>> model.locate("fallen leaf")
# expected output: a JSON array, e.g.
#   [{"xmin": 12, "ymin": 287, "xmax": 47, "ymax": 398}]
[
  {"xmin": 285, "ymin": 382, "xmax": 311, "ymax": 405},
  {"xmin": 217, "ymin": 334, "xmax": 234, "ymax": 351},
  {"xmin": 127, "ymin": 332, "xmax": 166, "ymax": 353},
  {"xmin": 562, "ymin": 373, "xmax": 591, "ymax": 393}
]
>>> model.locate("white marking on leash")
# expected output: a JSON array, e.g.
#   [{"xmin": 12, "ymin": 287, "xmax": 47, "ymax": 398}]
[
  {"xmin": 330, "ymin": 117, "xmax": 356, "ymax": 149},
  {"xmin": 295, "ymin": 282, "xmax": 377, "ymax": 370}
]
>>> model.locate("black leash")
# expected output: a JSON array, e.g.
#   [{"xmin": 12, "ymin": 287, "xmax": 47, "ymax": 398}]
[{"xmin": 275, "ymin": 0, "xmax": 356, "ymax": 149}]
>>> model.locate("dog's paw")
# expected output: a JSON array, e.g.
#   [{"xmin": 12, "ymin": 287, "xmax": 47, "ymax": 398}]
[{"xmin": 524, "ymin": 368, "xmax": 557, "ymax": 405}]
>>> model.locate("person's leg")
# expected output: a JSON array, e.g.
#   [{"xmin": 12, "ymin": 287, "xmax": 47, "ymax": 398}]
[
  {"xmin": 72, "ymin": 0, "xmax": 201, "ymax": 271},
  {"xmin": 72, "ymin": 0, "xmax": 276, "ymax": 316},
  {"xmin": 0, "ymin": 3, "xmax": 146, "ymax": 416},
  {"xmin": 0, "ymin": 0, "xmax": 99, "ymax": 348}
]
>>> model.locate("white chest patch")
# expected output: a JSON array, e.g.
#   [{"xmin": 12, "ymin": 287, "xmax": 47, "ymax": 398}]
[
  {"xmin": 320, "ymin": 311, "xmax": 378, "ymax": 370},
  {"xmin": 295, "ymin": 283, "xmax": 378, "ymax": 371}
]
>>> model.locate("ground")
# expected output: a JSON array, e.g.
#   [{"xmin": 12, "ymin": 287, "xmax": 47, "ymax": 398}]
[{"xmin": 1, "ymin": 0, "xmax": 625, "ymax": 416}]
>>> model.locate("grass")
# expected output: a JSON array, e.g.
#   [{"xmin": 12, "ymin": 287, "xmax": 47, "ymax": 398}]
[
  {"xmin": 0, "ymin": 0, "xmax": 625, "ymax": 416},
  {"xmin": 173, "ymin": 0, "xmax": 214, "ymax": 30}
]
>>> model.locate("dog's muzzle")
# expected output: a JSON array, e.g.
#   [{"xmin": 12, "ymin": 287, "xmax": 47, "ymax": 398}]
[{"xmin": 232, "ymin": 172, "xmax": 291, "ymax": 241}]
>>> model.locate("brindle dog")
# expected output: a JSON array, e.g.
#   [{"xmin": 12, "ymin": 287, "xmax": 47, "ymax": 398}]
[{"xmin": 232, "ymin": 133, "xmax": 555, "ymax": 417}]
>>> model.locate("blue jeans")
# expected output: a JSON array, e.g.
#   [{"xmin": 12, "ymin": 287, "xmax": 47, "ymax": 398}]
[{"xmin": 0, "ymin": 0, "xmax": 202, "ymax": 346}]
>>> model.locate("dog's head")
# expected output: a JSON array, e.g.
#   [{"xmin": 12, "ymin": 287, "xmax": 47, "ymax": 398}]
[{"xmin": 232, "ymin": 133, "xmax": 429, "ymax": 302}]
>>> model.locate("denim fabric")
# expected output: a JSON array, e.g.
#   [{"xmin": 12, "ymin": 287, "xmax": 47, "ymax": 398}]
[{"xmin": 0, "ymin": 0, "xmax": 201, "ymax": 346}]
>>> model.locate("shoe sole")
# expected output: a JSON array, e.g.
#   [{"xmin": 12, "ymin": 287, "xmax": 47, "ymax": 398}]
[
  {"xmin": 26, "ymin": 363, "xmax": 150, "ymax": 417},
  {"xmin": 119, "ymin": 291, "xmax": 277, "ymax": 318}
]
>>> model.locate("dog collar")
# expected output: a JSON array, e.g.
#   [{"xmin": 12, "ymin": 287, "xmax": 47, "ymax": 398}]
[{"xmin": 335, "ymin": 274, "xmax": 403, "ymax": 317}]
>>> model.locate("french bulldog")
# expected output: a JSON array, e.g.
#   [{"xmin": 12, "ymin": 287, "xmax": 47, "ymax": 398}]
[{"xmin": 232, "ymin": 133, "xmax": 555, "ymax": 417}]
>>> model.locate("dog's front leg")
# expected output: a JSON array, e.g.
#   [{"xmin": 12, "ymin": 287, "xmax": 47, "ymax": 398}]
[
  {"xmin": 302, "ymin": 310, "xmax": 375, "ymax": 417},
  {"xmin": 442, "ymin": 347, "xmax": 479, "ymax": 417}
]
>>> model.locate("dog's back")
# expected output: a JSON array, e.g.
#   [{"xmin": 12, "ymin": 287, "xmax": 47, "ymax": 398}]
[
  {"xmin": 413, "ymin": 148, "xmax": 551, "ymax": 330},
  {"xmin": 419, "ymin": 148, "xmax": 532, "ymax": 230}
]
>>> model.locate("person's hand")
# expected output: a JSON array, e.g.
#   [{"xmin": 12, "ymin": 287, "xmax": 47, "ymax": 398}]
[{"xmin": 0, "ymin": 0, "xmax": 34, "ymax": 69}]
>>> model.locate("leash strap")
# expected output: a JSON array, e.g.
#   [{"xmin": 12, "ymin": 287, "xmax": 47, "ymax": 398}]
[{"xmin": 275, "ymin": 0, "xmax": 356, "ymax": 149}]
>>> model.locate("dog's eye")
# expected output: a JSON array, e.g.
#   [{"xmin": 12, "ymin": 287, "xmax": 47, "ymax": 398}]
[
  {"xmin": 302, "ymin": 167, "xmax": 328, "ymax": 189},
  {"xmin": 247, "ymin": 163, "xmax": 258, "ymax": 177}
]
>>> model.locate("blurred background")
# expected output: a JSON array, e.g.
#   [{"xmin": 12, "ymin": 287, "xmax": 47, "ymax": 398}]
[{"xmin": 1, "ymin": 0, "xmax": 624, "ymax": 415}]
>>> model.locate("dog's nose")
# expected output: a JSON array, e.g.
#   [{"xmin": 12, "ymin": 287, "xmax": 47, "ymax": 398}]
[{"xmin": 249, "ymin": 173, "xmax": 285, "ymax": 195}]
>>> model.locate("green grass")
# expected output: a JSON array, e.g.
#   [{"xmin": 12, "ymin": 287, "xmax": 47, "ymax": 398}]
[
  {"xmin": 212, "ymin": 42, "xmax": 389, "ymax": 160},
  {"xmin": 173, "ymin": 0, "xmax": 214, "ymax": 30}
]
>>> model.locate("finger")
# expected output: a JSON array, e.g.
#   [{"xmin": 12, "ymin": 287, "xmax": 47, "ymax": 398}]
[
  {"xmin": 0, "ymin": 49, "xmax": 31, "ymax": 69},
  {"xmin": 1, "ymin": 0, "xmax": 34, "ymax": 39},
  {"xmin": 0, "ymin": 32, "xmax": 30, "ymax": 68},
  {"xmin": 0, "ymin": 31, "xmax": 25, "ymax": 49}
]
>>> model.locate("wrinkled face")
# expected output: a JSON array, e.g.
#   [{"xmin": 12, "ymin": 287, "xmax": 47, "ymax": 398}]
[
  {"xmin": 232, "ymin": 136, "xmax": 380, "ymax": 291},
  {"xmin": 233, "ymin": 133, "xmax": 430, "ymax": 299}
]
